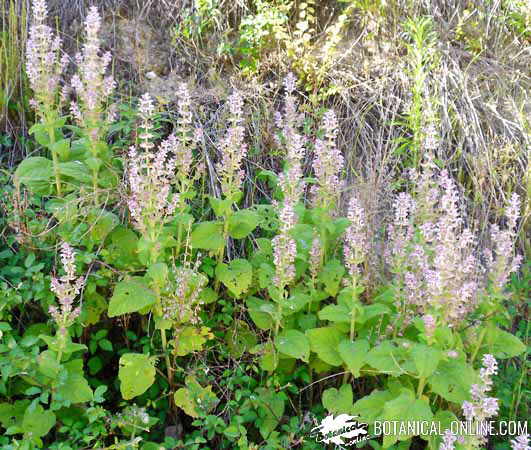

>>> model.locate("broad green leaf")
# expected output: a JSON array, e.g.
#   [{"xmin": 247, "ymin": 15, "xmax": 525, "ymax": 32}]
[
  {"xmin": 108, "ymin": 278, "xmax": 156, "ymax": 317},
  {"xmin": 174, "ymin": 377, "xmax": 218, "ymax": 418},
  {"xmin": 306, "ymin": 327, "xmax": 344, "ymax": 366},
  {"xmin": 318, "ymin": 259, "xmax": 345, "ymax": 296},
  {"xmin": 58, "ymin": 161, "xmax": 92, "ymax": 183},
  {"xmin": 246, "ymin": 296, "xmax": 275, "ymax": 330},
  {"xmin": 199, "ymin": 287, "xmax": 218, "ymax": 305},
  {"xmin": 352, "ymin": 389, "xmax": 395, "ymax": 424},
  {"xmin": 88, "ymin": 209, "xmax": 119, "ymax": 242},
  {"xmin": 322, "ymin": 383, "xmax": 353, "ymax": 415},
  {"xmin": 411, "ymin": 344, "xmax": 442, "ymax": 378},
  {"xmin": 21, "ymin": 404, "xmax": 56, "ymax": 438},
  {"xmin": 216, "ymin": 259, "xmax": 252, "ymax": 298},
  {"xmin": 428, "ymin": 359, "xmax": 477, "ymax": 403},
  {"xmin": 50, "ymin": 139, "xmax": 70, "ymax": 160},
  {"xmin": 482, "ymin": 326, "xmax": 526, "ymax": 359},
  {"xmin": 366, "ymin": 340, "xmax": 411, "ymax": 376},
  {"xmin": 380, "ymin": 389, "xmax": 433, "ymax": 447},
  {"xmin": 191, "ymin": 221, "xmax": 224, "ymax": 250},
  {"xmin": 275, "ymin": 330, "xmax": 310, "ymax": 362},
  {"xmin": 228, "ymin": 209, "xmax": 260, "ymax": 239},
  {"xmin": 37, "ymin": 350, "xmax": 61, "ymax": 378},
  {"xmin": 318, "ymin": 303, "xmax": 350, "ymax": 323},
  {"xmin": 0, "ymin": 400, "xmax": 29, "ymax": 430},
  {"xmin": 338, "ymin": 339, "xmax": 369, "ymax": 377},
  {"xmin": 55, "ymin": 359, "xmax": 93, "ymax": 403},
  {"xmin": 250, "ymin": 341, "xmax": 278, "ymax": 372},
  {"xmin": 104, "ymin": 227, "xmax": 139, "ymax": 269},
  {"xmin": 173, "ymin": 326, "xmax": 213, "ymax": 356},
  {"xmin": 119, "ymin": 353, "xmax": 156, "ymax": 400},
  {"xmin": 146, "ymin": 262, "xmax": 169, "ymax": 287},
  {"xmin": 252, "ymin": 388, "xmax": 285, "ymax": 439},
  {"xmin": 14, "ymin": 156, "xmax": 54, "ymax": 195},
  {"xmin": 209, "ymin": 196, "xmax": 232, "ymax": 217}
]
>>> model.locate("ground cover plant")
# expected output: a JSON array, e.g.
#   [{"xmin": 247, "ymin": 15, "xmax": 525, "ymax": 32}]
[{"xmin": 0, "ymin": 0, "xmax": 529, "ymax": 449}]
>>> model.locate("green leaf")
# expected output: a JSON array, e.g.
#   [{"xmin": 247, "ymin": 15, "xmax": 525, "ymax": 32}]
[
  {"xmin": 306, "ymin": 327, "xmax": 344, "ymax": 366},
  {"xmin": 338, "ymin": 339, "xmax": 369, "ymax": 377},
  {"xmin": 173, "ymin": 326, "xmax": 213, "ymax": 357},
  {"xmin": 14, "ymin": 156, "xmax": 54, "ymax": 195},
  {"xmin": 58, "ymin": 161, "xmax": 92, "ymax": 183},
  {"xmin": 428, "ymin": 359, "xmax": 477, "ymax": 403},
  {"xmin": 174, "ymin": 377, "xmax": 219, "ymax": 418},
  {"xmin": 246, "ymin": 296, "xmax": 275, "ymax": 330},
  {"xmin": 209, "ymin": 196, "xmax": 232, "ymax": 217},
  {"xmin": 228, "ymin": 209, "xmax": 260, "ymax": 239},
  {"xmin": 21, "ymin": 404, "xmax": 56, "ymax": 438},
  {"xmin": 366, "ymin": 340, "xmax": 411, "ymax": 376},
  {"xmin": 191, "ymin": 221, "xmax": 224, "ymax": 250},
  {"xmin": 252, "ymin": 387, "xmax": 285, "ymax": 439},
  {"xmin": 0, "ymin": 401, "xmax": 28, "ymax": 431},
  {"xmin": 55, "ymin": 359, "xmax": 93, "ymax": 403},
  {"xmin": 352, "ymin": 390, "xmax": 395, "ymax": 424},
  {"xmin": 216, "ymin": 259, "xmax": 252, "ymax": 298},
  {"xmin": 482, "ymin": 326, "xmax": 526, "ymax": 359},
  {"xmin": 318, "ymin": 259, "xmax": 345, "ymax": 296},
  {"xmin": 119, "ymin": 353, "xmax": 156, "ymax": 400},
  {"xmin": 37, "ymin": 350, "xmax": 61, "ymax": 378},
  {"xmin": 318, "ymin": 303, "xmax": 350, "ymax": 323},
  {"xmin": 322, "ymin": 383, "xmax": 353, "ymax": 415},
  {"xmin": 108, "ymin": 278, "xmax": 157, "ymax": 317},
  {"xmin": 380, "ymin": 389, "xmax": 433, "ymax": 447},
  {"xmin": 88, "ymin": 209, "xmax": 119, "ymax": 242},
  {"xmin": 411, "ymin": 344, "xmax": 442, "ymax": 378},
  {"xmin": 50, "ymin": 138, "xmax": 70, "ymax": 160},
  {"xmin": 146, "ymin": 262, "xmax": 169, "ymax": 287},
  {"xmin": 275, "ymin": 330, "xmax": 310, "ymax": 362}
]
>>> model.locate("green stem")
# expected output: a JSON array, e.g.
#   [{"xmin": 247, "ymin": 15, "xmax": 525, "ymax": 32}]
[
  {"xmin": 160, "ymin": 329, "xmax": 172, "ymax": 388},
  {"xmin": 470, "ymin": 327, "xmax": 487, "ymax": 364},
  {"xmin": 48, "ymin": 126, "xmax": 61, "ymax": 197},
  {"xmin": 417, "ymin": 377, "xmax": 426, "ymax": 398}
]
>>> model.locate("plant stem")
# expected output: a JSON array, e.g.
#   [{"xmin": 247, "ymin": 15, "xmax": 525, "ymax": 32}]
[
  {"xmin": 417, "ymin": 377, "xmax": 426, "ymax": 398},
  {"xmin": 470, "ymin": 327, "xmax": 487, "ymax": 364},
  {"xmin": 160, "ymin": 328, "xmax": 172, "ymax": 389},
  {"xmin": 47, "ymin": 124, "xmax": 61, "ymax": 196}
]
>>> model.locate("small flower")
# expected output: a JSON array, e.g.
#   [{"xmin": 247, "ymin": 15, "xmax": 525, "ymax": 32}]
[
  {"xmin": 217, "ymin": 91, "xmax": 247, "ymax": 198},
  {"xmin": 422, "ymin": 314, "xmax": 436, "ymax": 338},
  {"xmin": 26, "ymin": 0, "xmax": 67, "ymax": 115},
  {"xmin": 343, "ymin": 196, "xmax": 368, "ymax": 277},
  {"xmin": 440, "ymin": 429, "xmax": 457, "ymax": 450},
  {"xmin": 272, "ymin": 233, "xmax": 297, "ymax": 287},
  {"xmin": 461, "ymin": 354, "xmax": 499, "ymax": 422},
  {"xmin": 309, "ymin": 237, "xmax": 322, "ymax": 279},
  {"xmin": 49, "ymin": 242, "xmax": 84, "ymax": 330},
  {"xmin": 311, "ymin": 110, "xmax": 344, "ymax": 209},
  {"xmin": 510, "ymin": 434, "xmax": 530, "ymax": 450}
]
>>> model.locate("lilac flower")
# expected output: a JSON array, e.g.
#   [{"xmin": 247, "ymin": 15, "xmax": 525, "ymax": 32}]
[
  {"xmin": 49, "ymin": 243, "xmax": 84, "ymax": 330},
  {"xmin": 511, "ymin": 435, "xmax": 530, "ymax": 450},
  {"xmin": 26, "ymin": 0, "xmax": 67, "ymax": 115},
  {"xmin": 70, "ymin": 6, "xmax": 115, "ymax": 135},
  {"xmin": 217, "ymin": 91, "xmax": 247, "ymax": 198},
  {"xmin": 311, "ymin": 110, "xmax": 344, "ymax": 209},
  {"xmin": 385, "ymin": 192, "xmax": 415, "ymax": 267},
  {"xmin": 462, "ymin": 354, "xmax": 499, "ymax": 422},
  {"xmin": 309, "ymin": 238, "xmax": 322, "ymax": 279},
  {"xmin": 422, "ymin": 314, "xmax": 436, "ymax": 338},
  {"xmin": 127, "ymin": 94, "xmax": 180, "ymax": 236},
  {"xmin": 272, "ymin": 233, "xmax": 297, "ymax": 286},
  {"xmin": 485, "ymin": 193, "xmax": 522, "ymax": 290},
  {"xmin": 343, "ymin": 196, "xmax": 368, "ymax": 277},
  {"xmin": 161, "ymin": 267, "xmax": 207, "ymax": 324},
  {"xmin": 440, "ymin": 429, "xmax": 458, "ymax": 450}
]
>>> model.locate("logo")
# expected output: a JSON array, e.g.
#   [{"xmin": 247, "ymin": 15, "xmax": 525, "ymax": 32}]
[{"xmin": 310, "ymin": 414, "xmax": 369, "ymax": 446}]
